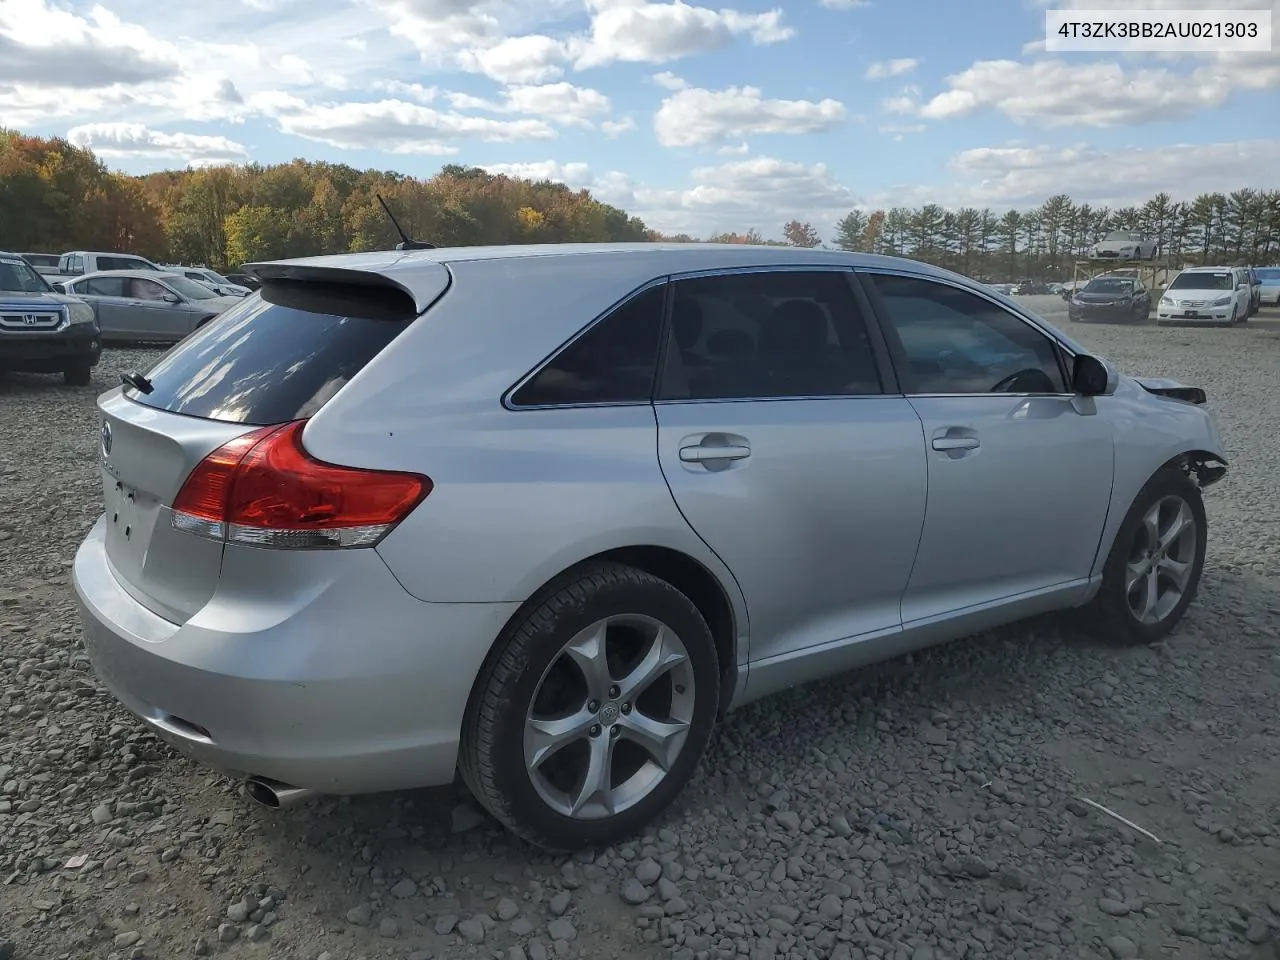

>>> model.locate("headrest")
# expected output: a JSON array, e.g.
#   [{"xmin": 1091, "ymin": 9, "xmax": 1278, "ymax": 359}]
[{"xmin": 760, "ymin": 299, "xmax": 828, "ymax": 355}]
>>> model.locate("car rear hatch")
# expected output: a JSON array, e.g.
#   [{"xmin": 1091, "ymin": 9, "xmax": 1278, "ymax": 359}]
[{"xmin": 95, "ymin": 262, "xmax": 450, "ymax": 623}]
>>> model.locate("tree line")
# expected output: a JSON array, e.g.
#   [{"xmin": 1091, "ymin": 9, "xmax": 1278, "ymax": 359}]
[
  {"xmin": 0, "ymin": 129, "xmax": 649, "ymax": 270},
  {"xmin": 654, "ymin": 192, "xmax": 1280, "ymax": 281},
  {"xmin": 2, "ymin": 128, "xmax": 1276, "ymax": 279}
]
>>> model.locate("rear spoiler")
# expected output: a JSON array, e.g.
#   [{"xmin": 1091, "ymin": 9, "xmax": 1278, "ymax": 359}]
[{"xmin": 243, "ymin": 263, "xmax": 441, "ymax": 321}]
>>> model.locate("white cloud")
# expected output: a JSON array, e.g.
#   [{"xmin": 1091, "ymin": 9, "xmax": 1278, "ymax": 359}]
[
  {"xmin": 371, "ymin": 80, "xmax": 440, "ymax": 102},
  {"xmin": 574, "ymin": 0, "xmax": 793, "ymax": 69},
  {"xmin": 871, "ymin": 139, "xmax": 1280, "ymax": 212},
  {"xmin": 444, "ymin": 82, "xmax": 614, "ymax": 126},
  {"xmin": 455, "ymin": 34, "xmax": 570, "ymax": 84},
  {"xmin": 66, "ymin": 123, "xmax": 250, "ymax": 165},
  {"xmin": 0, "ymin": 1, "xmax": 179, "ymax": 89},
  {"xmin": 651, "ymin": 70, "xmax": 689, "ymax": 90},
  {"xmin": 480, "ymin": 155, "xmax": 860, "ymax": 238},
  {"xmin": 865, "ymin": 58, "xmax": 919, "ymax": 80},
  {"xmin": 369, "ymin": 0, "xmax": 795, "ymax": 83},
  {"xmin": 904, "ymin": 57, "xmax": 1276, "ymax": 127},
  {"xmin": 655, "ymin": 85, "xmax": 846, "ymax": 147},
  {"xmin": 881, "ymin": 85, "xmax": 921, "ymax": 115},
  {"xmin": 879, "ymin": 123, "xmax": 925, "ymax": 141},
  {"xmin": 634, "ymin": 155, "xmax": 860, "ymax": 236},
  {"xmin": 253, "ymin": 95, "xmax": 557, "ymax": 153},
  {"xmin": 601, "ymin": 116, "xmax": 637, "ymax": 136}
]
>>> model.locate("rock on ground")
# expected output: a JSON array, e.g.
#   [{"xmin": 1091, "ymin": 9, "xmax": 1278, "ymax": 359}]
[{"xmin": 1, "ymin": 312, "xmax": 1279, "ymax": 959}]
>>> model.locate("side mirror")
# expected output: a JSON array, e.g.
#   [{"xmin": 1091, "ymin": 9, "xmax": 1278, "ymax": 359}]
[
  {"xmin": 162, "ymin": 293, "xmax": 180, "ymax": 303},
  {"xmin": 1060, "ymin": 289, "xmax": 1072, "ymax": 300},
  {"xmin": 1072, "ymin": 353, "xmax": 1114, "ymax": 396}
]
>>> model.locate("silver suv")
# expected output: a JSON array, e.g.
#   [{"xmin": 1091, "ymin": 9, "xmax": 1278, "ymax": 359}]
[{"xmin": 73, "ymin": 243, "xmax": 1227, "ymax": 849}]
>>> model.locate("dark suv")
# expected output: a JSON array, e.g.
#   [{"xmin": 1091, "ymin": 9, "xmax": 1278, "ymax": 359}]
[{"xmin": 0, "ymin": 252, "xmax": 102, "ymax": 385}]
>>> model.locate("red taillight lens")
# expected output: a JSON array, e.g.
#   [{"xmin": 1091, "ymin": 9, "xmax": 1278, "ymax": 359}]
[{"xmin": 170, "ymin": 420, "xmax": 431, "ymax": 549}]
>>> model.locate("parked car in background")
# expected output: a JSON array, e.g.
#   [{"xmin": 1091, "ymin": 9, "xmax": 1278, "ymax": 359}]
[
  {"xmin": 224, "ymin": 272, "xmax": 261, "ymax": 292},
  {"xmin": 0, "ymin": 251, "xmax": 101, "ymax": 385},
  {"xmin": 1157, "ymin": 266, "xmax": 1252, "ymax": 325},
  {"xmin": 57, "ymin": 251, "xmax": 165, "ymax": 279},
  {"xmin": 167, "ymin": 266, "xmax": 252, "ymax": 298},
  {"xmin": 61, "ymin": 270, "xmax": 241, "ymax": 343},
  {"xmin": 1254, "ymin": 267, "xmax": 1280, "ymax": 306},
  {"xmin": 1068, "ymin": 275, "xmax": 1151, "ymax": 323},
  {"xmin": 1089, "ymin": 231, "xmax": 1159, "ymax": 261},
  {"xmin": 73, "ymin": 242, "xmax": 1227, "ymax": 850},
  {"xmin": 985, "ymin": 282, "xmax": 1015, "ymax": 295},
  {"xmin": 1012, "ymin": 280, "xmax": 1053, "ymax": 295},
  {"xmin": 1244, "ymin": 267, "xmax": 1261, "ymax": 316},
  {"xmin": 20, "ymin": 252, "xmax": 63, "ymax": 276}
]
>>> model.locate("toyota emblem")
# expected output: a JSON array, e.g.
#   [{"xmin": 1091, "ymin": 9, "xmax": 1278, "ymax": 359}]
[{"xmin": 100, "ymin": 420, "xmax": 112, "ymax": 457}]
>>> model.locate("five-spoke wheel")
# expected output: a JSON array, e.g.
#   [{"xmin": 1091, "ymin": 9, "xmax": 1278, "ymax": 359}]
[
  {"xmin": 460, "ymin": 562, "xmax": 720, "ymax": 850},
  {"xmin": 524, "ymin": 614, "xmax": 697, "ymax": 820},
  {"xmin": 1092, "ymin": 465, "xmax": 1207, "ymax": 645}
]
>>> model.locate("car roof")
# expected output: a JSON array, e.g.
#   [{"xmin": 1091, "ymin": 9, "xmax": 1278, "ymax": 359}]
[
  {"xmin": 73, "ymin": 269, "xmax": 182, "ymax": 281},
  {"xmin": 249, "ymin": 242, "xmax": 965, "ymax": 291}
]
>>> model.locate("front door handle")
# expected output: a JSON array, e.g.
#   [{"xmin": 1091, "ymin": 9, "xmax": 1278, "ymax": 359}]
[
  {"xmin": 680, "ymin": 444, "xmax": 751, "ymax": 463},
  {"xmin": 931, "ymin": 436, "xmax": 980, "ymax": 451}
]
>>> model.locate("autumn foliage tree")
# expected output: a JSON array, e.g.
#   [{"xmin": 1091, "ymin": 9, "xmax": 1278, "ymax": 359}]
[{"xmin": 0, "ymin": 129, "xmax": 649, "ymax": 270}]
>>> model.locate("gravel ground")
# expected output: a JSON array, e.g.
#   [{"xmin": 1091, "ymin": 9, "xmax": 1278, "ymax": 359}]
[{"xmin": 2, "ymin": 304, "xmax": 1279, "ymax": 960}]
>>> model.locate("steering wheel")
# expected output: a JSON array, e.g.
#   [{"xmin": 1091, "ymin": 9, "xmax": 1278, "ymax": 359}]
[{"xmin": 990, "ymin": 368, "xmax": 1056, "ymax": 394}]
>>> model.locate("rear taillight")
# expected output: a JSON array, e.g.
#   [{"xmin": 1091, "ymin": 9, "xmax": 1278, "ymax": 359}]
[{"xmin": 171, "ymin": 420, "xmax": 431, "ymax": 549}]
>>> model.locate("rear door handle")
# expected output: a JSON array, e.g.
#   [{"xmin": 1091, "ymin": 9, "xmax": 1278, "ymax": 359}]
[
  {"xmin": 931, "ymin": 436, "xmax": 980, "ymax": 451},
  {"xmin": 679, "ymin": 444, "xmax": 752, "ymax": 463}
]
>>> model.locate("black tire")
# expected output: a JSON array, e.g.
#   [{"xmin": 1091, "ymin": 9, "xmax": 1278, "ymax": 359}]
[
  {"xmin": 459, "ymin": 562, "xmax": 721, "ymax": 850},
  {"xmin": 1088, "ymin": 466, "xmax": 1207, "ymax": 646},
  {"xmin": 63, "ymin": 362, "xmax": 92, "ymax": 386}
]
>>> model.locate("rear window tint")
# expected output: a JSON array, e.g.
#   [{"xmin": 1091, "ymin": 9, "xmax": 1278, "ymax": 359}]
[{"xmin": 126, "ymin": 297, "xmax": 408, "ymax": 425}]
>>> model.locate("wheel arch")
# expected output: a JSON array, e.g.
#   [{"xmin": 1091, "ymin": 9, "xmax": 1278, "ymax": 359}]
[
  {"xmin": 1089, "ymin": 447, "xmax": 1226, "ymax": 585},
  {"xmin": 463, "ymin": 545, "xmax": 747, "ymax": 731}
]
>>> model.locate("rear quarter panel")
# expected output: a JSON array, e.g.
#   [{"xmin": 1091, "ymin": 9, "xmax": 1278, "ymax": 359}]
[{"xmin": 298, "ymin": 255, "xmax": 750, "ymax": 642}]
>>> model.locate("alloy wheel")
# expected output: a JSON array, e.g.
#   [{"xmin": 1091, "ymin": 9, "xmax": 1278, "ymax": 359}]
[
  {"xmin": 523, "ymin": 615, "xmax": 696, "ymax": 820},
  {"xmin": 1125, "ymin": 494, "xmax": 1199, "ymax": 626}
]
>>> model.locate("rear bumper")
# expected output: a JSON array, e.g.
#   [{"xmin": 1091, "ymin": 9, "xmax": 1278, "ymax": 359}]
[
  {"xmin": 73, "ymin": 516, "xmax": 520, "ymax": 794},
  {"xmin": 0, "ymin": 325, "xmax": 101, "ymax": 370}
]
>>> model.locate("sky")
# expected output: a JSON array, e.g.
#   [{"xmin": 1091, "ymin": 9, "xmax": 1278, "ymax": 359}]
[{"xmin": 1, "ymin": 0, "xmax": 1277, "ymax": 240}]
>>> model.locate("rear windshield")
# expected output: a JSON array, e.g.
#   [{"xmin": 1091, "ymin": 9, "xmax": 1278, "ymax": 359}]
[
  {"xmin": 1168, "ymin": 272, "xmax": 1232, "ymax": 291},
  {"xmin": 125, "ymin": 297, "xmax": 408, "ymax": 425}
]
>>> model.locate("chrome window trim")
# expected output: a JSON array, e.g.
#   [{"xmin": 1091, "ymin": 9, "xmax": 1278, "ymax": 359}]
[{"xmin": 857, "ymin": 265, "xmax": 1082, "ymax": 399}]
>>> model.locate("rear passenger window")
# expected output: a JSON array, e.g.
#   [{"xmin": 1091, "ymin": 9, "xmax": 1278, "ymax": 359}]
[
  {"xmin": 656, "ymin": 270, "xmax": 882, "ymax": 401},
  {"xmin": 510, "ymin": 285, "xmax": 665, "ymax": 407},
  {"xmin": 101, "ymin": 256, "xmax": 145, "ymax": 271},
  {"xmin": 82, "ymin": 276, "xmax": 127, "ymax": 297},
  {"xmin": 125, "ymin": 298, "xmax": 410, "ymax": 426}
]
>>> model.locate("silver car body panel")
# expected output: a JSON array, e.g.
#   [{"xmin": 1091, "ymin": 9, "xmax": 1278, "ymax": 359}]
[{"xmin": 73, "ymin": 242, "xmax": 1228, "ymax": 791}]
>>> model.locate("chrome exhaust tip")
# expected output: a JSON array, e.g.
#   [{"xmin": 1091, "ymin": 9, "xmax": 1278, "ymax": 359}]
[{"xmin": 244, "ymin": 776, "xmax": 317, "ymax": 809}]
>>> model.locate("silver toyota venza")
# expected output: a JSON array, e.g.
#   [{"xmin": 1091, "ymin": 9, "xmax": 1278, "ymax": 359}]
[{"xmin": 73, "ymin": 243, "xmax": 1228, "ymax": 849}]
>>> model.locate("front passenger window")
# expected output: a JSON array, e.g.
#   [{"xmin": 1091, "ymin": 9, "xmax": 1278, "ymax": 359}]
[{"xmin": 868, "ymin": 274, "xmax": 1067, "ymax": 395}]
